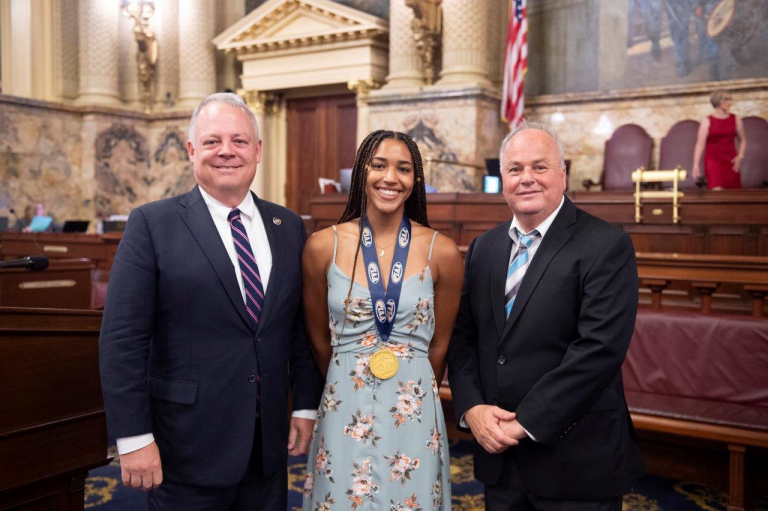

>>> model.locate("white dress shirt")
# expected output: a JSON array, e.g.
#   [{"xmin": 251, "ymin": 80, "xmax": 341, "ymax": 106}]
[
  {"xmin": 459, "ymin": 197, "xmax": 565, "ymax": 441},
  {"xmin": 116, "ymin": 188, "xmax": 315, "ymax": 456}
]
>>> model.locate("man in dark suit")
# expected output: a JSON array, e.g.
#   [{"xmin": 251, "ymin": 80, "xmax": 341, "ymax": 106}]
[
  {"xmin": 99, "ymin": 93, "xmax": 323, "ymax": 509},
  {"xmin": 448, "ymin": 121, "xmax": 644, "ymax": 510}
]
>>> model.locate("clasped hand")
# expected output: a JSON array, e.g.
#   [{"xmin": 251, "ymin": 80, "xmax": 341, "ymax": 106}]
[{"xmin": 465, "ymin": 405, "xmax": 527, "ymax": 454}]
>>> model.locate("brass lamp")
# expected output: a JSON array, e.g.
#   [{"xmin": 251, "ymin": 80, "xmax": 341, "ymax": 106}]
[{"xmin": 121, "ymin": 0, "xmax": 158, "ymax": 113}]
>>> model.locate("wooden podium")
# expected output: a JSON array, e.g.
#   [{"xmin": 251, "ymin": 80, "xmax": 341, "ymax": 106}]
[
  {"xmin": 0, "ymin": 260, "xmax": 94, "ymax": 310},
  {"xmin": 0, "ymin": 307, "xmax": 110, "ymax": 510}
]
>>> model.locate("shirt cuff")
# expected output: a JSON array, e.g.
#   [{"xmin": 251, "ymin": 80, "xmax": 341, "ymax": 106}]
[
  {"xmin": 459, "ymin": 412, "xmax": 468, "ymax": 429},
  {"xmin": 519, "ymin": 422, "xmax": 538, "ymax": 442},
  {"xmin": 116, "ymin": 433, "xmax": 155, "ymax": 455},
  {"xmin": 292, "ymin": 409, "xmax": 317, "ymax": 420}
]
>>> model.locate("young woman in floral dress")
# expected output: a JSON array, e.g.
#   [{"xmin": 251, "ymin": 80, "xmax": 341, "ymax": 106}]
[{"xmin": 301, "ymin": 130, "xmax": 463, "ymax": 510}]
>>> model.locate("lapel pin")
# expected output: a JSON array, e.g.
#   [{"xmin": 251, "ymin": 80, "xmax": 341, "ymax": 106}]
[{"xmin": 273, "ymin": 217, "xmax": 282, "ymax": 225}]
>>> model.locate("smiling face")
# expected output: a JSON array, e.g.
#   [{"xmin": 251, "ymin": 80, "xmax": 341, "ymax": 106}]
[
  {"xmin": 365, "ymin": 138, "xmax": 415, "ymax": 217},
  {"xmin": 187, "ymin": 101, "xmax": 261, "ymax": 206},
  {"xmin": 501, "ymin": 129, "xmax": 566, "ymax": 232}
]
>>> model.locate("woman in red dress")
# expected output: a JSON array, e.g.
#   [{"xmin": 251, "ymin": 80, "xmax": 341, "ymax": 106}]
[{"xmin": 692, "ymin": 90, "xmax": 747, "ymax": 190}]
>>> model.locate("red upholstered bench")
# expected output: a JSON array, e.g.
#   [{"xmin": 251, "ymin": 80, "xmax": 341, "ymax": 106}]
[{"xmin": 623, "ymin": 309, "xmax": 768, "ymax": 511}]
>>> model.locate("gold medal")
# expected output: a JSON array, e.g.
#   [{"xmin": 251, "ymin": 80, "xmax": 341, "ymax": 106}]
[{"xmin": 369, "ymin": 349, "xmax": 399, "ymax": 380}]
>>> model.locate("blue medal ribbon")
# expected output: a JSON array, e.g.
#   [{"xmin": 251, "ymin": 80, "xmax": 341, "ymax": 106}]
[{"xmin": 360, "ymin": 215, "xmax": 411, "ymax": 342}]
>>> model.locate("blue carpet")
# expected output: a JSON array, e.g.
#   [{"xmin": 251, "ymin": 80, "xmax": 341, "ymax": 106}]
[{"xmin": 86, "ymin": 441, "xmax": 768, "ymax": 510}]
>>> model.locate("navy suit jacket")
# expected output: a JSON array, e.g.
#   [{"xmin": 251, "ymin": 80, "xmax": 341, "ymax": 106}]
[
  {"xmin": 448, "ymin": 196, "xmax": 644, "ymax": 499},
  {"xmin": 99, "ymin": 185, "xmax": 323, "ymax": 488}
]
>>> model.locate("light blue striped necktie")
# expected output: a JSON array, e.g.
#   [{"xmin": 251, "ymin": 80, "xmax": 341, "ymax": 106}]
[{"xmin": 505, "ymin": 228, "xmax": 540, "ymax": 318}]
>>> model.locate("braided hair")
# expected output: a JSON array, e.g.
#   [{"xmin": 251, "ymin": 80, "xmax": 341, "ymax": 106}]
[{"xmin": 337, "ymin": 130, "xmax": 431, "ymax": 333}]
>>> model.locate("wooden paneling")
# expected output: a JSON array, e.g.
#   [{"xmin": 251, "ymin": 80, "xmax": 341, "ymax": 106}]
[
  {"xmin": 286, "ymin": 94, "xmax": 357, "ymax": 215},
  {"xmin": 0, "ymin": 259, "xmax": 93, "ymax": 309},
  {"xmin": 0, "ymin": 307, "xmax": 110, "ymax": 509},
  {"xmin": 622, "ymin": 225, "xmax": 698, "ymax": 253}
]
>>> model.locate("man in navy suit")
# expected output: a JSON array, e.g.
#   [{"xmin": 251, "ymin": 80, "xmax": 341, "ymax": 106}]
[
  {"xmin": 448, "ymin": 121, "xmax": 644, "ymax": 510},
  {"xmin": 99, "ymin": 92, "xmax": 323, "ymax": 509}
]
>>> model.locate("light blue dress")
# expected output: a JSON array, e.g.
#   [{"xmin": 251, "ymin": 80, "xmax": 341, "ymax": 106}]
[{"xmin": 302, "ymin": 227, "xmax": 451, "ymax": 510}]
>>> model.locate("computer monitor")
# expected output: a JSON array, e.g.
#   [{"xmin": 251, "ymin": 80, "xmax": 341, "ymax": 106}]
[
  {"xmin": 339, "ymin": 168, "xmax": 352, "ymax": 194},
  {"xmin": 29, "ymin": 216, "xmax": 53, "ymax": 233},
  {"xmin": 485, "ymin": 158, "xmax": 501, "ymax": 177},
  {"xmin": 483, "ymin": 175, "xmax": 501, "ymax": 193},
  {"xmin": 103, "ymin": 220, "xmax": 127, "ymax": 233},
  {"xmin": 62, "ymin": 220, "xmax": 90, "ymax": 233}
]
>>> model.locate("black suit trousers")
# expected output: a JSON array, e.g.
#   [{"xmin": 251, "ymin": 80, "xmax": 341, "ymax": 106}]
[{"xmin": 484, "ymin": 448, "xmax": 622, "ymax": 511}]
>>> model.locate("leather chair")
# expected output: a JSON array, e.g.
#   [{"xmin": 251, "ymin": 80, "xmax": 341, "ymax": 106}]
[
  {"xmin": 659, "ymin": 120, "xmax": 703, "ymax": 190},
  {"xmin": 583, "ymin": 124, "xmax": 653, "ymax": 191},
  {"xmin": 741, "ymin": 116, "xmax": 768, "ymax": 188}
]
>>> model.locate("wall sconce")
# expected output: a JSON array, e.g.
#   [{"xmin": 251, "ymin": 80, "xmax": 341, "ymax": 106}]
[{"xmin": 122, "ymin": 0, "xmax": 158, "ymax": 113}]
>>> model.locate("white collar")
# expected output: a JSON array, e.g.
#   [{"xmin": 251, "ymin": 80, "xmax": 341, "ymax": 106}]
[
  {"xmin": 509, "ymin": 196, "xmax": 565, "ymax": 242},
  {"xmin": 198, "ymin": 186, "xmax": 257, "ymax": 222}
]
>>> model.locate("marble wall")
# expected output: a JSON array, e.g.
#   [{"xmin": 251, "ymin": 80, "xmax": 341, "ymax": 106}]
[
  {"xmin": 0, "ymin": 95, "xmax": 193, "ymax": 230},
  {"xmin": 525, "ymin": 80, "xmax": 768, "ymax": 190},
  {"xmin": 367, "ymin": 87, "xmax": 507, "ymax": 192}
]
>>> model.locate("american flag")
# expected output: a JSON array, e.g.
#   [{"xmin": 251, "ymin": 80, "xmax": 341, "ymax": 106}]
[{"xmin": 501, "ymin": 0, "xmax": 527, "ymax": 127}]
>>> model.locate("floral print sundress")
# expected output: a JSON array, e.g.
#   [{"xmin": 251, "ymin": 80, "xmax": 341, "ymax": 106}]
[{"xmin": 303, "ymin": 228, "xmax": 451, "ymax": 511}]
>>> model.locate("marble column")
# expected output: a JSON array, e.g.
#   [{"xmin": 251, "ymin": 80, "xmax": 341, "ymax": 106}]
[
  {"xmin": 490, "ymin": 0, "xmax": 507, "ymax": 87},
  {"xmin": 216, "ymin": 0, "xmax": 245, "ymax": 93},
  {"xmin": 118, "ymin": 11, "xmax": 141, "ymax": 109},
  {"xmin": 76, "ymin": 0, "xmax": 121, "ymax": 106},
  {"xmin": 178, "ymin": 0, "xmax": 216, "ymax": 109},
  {"xmin": 437, "ymin": 0, "xmax": 492, "ymax": 87},
  {"xmin": 58, "ymin": 0, "xmax": 80, "ymax": 101},
  {"xmin": 155, "ymin": 0, "xmax": 179, "ymax": 109},
  {"xmin": 598, "ymin": 0, "xmax": 628, "ymax": 91},
  {"xmin": 241, "ymin": 91, "xmax": 280, "ymax": 199},
  {"xmin": 349, "ymin": 79, "xmax": 383, "ymax": 146},
  {"xmin": 382, "ymin": 0, "xmax": 424, "ymax": 90}
]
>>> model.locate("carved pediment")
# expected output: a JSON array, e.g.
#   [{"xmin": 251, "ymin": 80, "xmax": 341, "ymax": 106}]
[{"xmin": 214, "ymin": 0, "xmax": 388, "ymax": 55}]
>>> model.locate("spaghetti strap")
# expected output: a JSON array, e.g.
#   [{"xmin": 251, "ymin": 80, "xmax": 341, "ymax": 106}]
[
  {"xmin": 331, "ymin": 225, "xmax": 338, "ymax": 264},
  {"xmin": 427, "ymin": 230, "xmax": 439, "ymax": 264}
]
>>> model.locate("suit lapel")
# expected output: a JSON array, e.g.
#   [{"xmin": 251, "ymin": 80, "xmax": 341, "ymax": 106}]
[
  {"xmin": 500, "ymin": 197, "xmax": 576, "ymax": 341},
  {"xmin": 178, "ymin": 186, "xmax": 254, "ymax": 332},
  {"xmin": 253, "ymin": 193, "xmax": 285, "ymax": 333},
  {"xmin": 490, "ymin": 222, "xmax": 514, "ymax": 339}
]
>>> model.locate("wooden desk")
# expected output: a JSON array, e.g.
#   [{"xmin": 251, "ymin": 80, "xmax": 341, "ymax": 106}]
[
  {"xmin": 308, "ymin": 190, "xmax": 768, "ymax": 255},
  {"xmin": 0, "ymin": 232, "xmax": 122, "ymax": 270},
  {"xmin": 0, "ymin": 307, "xmax": 110, "ymax": 510},
  {"xmin": 0, "ymin": 259, "xmax": 94, "ymax": 309}
]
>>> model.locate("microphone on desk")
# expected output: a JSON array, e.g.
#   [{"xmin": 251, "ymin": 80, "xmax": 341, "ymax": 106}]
[
  {"xmin": 9, "ymin": 208, "xmax": 22, "ymax": 230},
  {"xmin": 0, "ymin": 256, "xmax": 50, "ymax": 271}
]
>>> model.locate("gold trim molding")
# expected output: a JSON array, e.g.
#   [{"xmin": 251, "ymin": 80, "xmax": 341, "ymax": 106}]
[{"xmin": 240, "ymin": 90, "xmax": 283, "ymax": 115}]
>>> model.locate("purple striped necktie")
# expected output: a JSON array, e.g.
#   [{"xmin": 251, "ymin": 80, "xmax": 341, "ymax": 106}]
[
  {"xmin": 228, "ymin": 208, "xmax": 265, "ymax": 327},
  {"xmin": 228, "ymin": 207, "xmax": 264, "ymax": 415}
]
